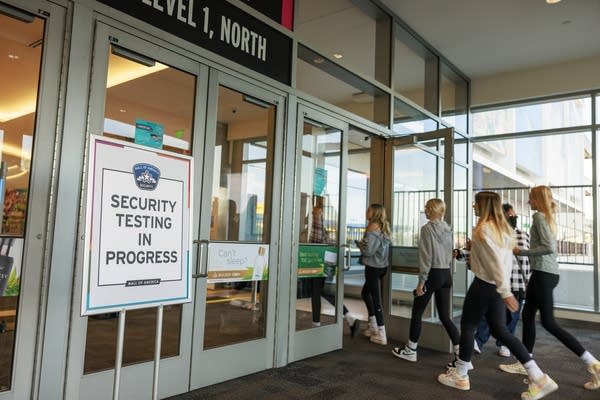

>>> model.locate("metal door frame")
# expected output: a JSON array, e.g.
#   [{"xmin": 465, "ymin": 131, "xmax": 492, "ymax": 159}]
[{"xmin": 288, "ymin": 103, "xmax": 349, "ymax": 362}]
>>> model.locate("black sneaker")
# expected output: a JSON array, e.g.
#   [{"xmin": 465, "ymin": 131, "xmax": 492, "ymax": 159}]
[{"xmin": 350, "ymin": 320, "xmax": 361, "ymax": 338}]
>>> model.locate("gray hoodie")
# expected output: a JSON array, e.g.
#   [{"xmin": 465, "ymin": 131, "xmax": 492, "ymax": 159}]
[
  {"xmin": 418, "ymin": 220, "xmax": 453, "ymax": 284},
  {"xmin": 358, "ymin": 230, "xmax": 391, "ymax": 268}
]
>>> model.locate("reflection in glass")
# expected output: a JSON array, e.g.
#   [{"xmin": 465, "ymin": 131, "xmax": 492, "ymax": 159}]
[
  {"xmin": 473, "ymin": 132, "xmax": 594, "ymax": 310},
  {"xmin": 393, "ymin": 98, "xmax": 437, "ymax": 136},
  {"xmin": 440, "ymin": 63, "xmax": 468, "ymax": 134},
  {"xmin": 452, "ymin": 164, "xmax": 469, "ymax": 311},
  {"xmin": 84, "ymin": 46, "xmax": 197, "ymax": 374},
  {"xmin": 297, "ymin": 45, "xmax": 390, "ymax": 128},
  {"xmin": 472, "ymin": 96, "xmax": 592, "ymax": 137},
  {"xmin": 0, "ymin": 12, "xmax": 45, "ymax": 391},
  {"xmin": 394, "ymin": 24, "xmax": 438, "ymax": 114},
  {"xmin": 296, "ymin": 120, "xmax": 341, "ymax": 331},
  {"xmin": 204, "ymin": 86, "xmax": 276, "ymax": 348},
  {"xmin": 391, "ymin": 147, "xmax": 437, "ymax": 246},
  {"xmin": 344, "ymin": 128, "xmax": 372, "ymax": 321},
  {"xmin": 295, "ymin": 0, "xmax": 391, "ymax": 85}
]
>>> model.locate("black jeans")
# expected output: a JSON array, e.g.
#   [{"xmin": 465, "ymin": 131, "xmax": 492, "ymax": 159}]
[
  {"xmin": 409, "ymin": 269, "xmax": 460, "ymax": 345},
  {"xmin": 310, "ymin": 277, "xmax": 348, "ymax": 323},
  {"xmin": 459, "ymin": 277, "xmax": 531, "ymax": 364},
  {"xmin": 361, "ymin": 266, "xmax": 386, "ymax": 326},
  {"xmin": 522, "ymin": 270, "xmax": 585, "ymax": 356}
]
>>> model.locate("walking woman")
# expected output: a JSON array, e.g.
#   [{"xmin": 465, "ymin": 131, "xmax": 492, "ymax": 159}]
[
  {"xmin": 392, "ymin": 199, "xmax": 459, "ymax": 362},
  {"xmin": 500, "ymin": 185, "xmax": 600, "ymax": 390},
  {"xmin": 357, "ymin": 204, "xmax": 391, "ymax": 345},
  {"xmin": 438, "ymin": 191, "xmax": 557, "ymax": 400}
]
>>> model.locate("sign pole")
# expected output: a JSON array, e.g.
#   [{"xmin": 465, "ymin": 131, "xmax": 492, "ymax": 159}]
[
  {"xmin": 113, "ymin": 309, "xmax": 126, "ymax": 400},
  {"xmin": 152, "ymin": 304, "xmax": 164, "ymax": 400}
]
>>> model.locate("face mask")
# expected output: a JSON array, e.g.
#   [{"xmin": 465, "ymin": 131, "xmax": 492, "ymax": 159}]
[{"xmin": 507, "ymin": 215, "xmax": 518, "ymax": 229}]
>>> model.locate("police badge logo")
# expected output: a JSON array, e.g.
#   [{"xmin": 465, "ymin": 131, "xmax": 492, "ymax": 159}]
[{"xmin": 133, "ymin": 163, "xmax": 160, "ymax": 191}]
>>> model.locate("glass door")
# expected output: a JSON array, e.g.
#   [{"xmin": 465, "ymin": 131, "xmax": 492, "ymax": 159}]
[
  {"xmin": 290, "ymin": 105, "xmax": 349, "ymax": 362},
  {"xmin": 386, "ymin": 128, "xmax": 465, "ymax": 351},
  {"xmin": 65, "ymin": 23, "xmax": 206, "ymax": 399},
  {"xmin": 0, "ymin": 1, "xmax": 64, "ymax": 399},
  {"xmin": 189, "ymin": 72, "xmax": 285, "ymax": 389},
  {"xmin": 343, "ymin": 128, "xmax": 386, "ymax": 330}
]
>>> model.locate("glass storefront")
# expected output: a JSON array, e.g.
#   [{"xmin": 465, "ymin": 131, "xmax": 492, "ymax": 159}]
[
  {"xmin": 0, "ymin": 11, "xmax": 45, "ymax": 391},
  {"xmin": 295, "ymin": 0, "xmax": 391, "ymax": 85},
  {"xmin": 84, "ymin": 46, "xmax": 196, "ymax": 374},
  {"xmin": 203, "ymin": 85, "xmax": 276, "ymax": 348},
  {"xmin": 295, "ymin": 119, "xmax": 342, "ymax": 331}
]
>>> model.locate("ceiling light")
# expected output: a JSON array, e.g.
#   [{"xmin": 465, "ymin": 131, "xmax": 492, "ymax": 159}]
[
  {"xmin": 119, "ymin": 108, "xmax": 126, "ymax": 113},
  {"xmin": 546, "ymin": 0, "xmax": 561, "ymax": 4},
  {"xmin": 7, "ymin": 54, "xmax": 19, "ymax": 59},
  {"xmin": 333, "ymin": 53, "xmax": 343, "ymax": 59},
  {"xmin": 313, "ymin": 57, "xmax": 324, "ymax": 64}
]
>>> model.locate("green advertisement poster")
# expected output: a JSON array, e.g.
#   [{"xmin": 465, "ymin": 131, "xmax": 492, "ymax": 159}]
[{"xmin": 298, "ymin": 244, "xmax": 337, "ymax": 278}]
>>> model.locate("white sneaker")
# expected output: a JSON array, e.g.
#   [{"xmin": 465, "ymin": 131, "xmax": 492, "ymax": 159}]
[
  {"xmin": 498, "ymin": 345, "xmax": 511, "ymax": 357},
  {"xmin": 473, "ymin": 340, "xmax": 481, "ymax": 354},
  {"xmin": 499, "ymin": 361, "xmax": 528, "ymax": 375},
  {"xmin": 392, "ymin": 346, "xmax": 416, "ymax": 362},
  {"xmin": 585, "ymin": 362, "xmax": 600, "ymax": 390},
  {"xmin": 362, "ymin": 325, "xmax": 378, "ymax": 338},
  {"xmin": 437, "ymin": 369, "xmax": 470, "ymax": 391},
  {"xmin": 521, "ymin": 374, "xmax": 558, "ymax": 400},
  {"xmin": 369, "ymin": 331, "xmax": 387, "ymax": 345}
]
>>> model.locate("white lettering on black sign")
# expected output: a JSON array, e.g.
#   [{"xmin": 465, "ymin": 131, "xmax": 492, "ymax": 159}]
[
  {"xmin": 137, "ymin": 0, "xmax": 270, "ymax": 63},
  {"xmin": 98, "ymin": 0, "xmax": 291, "ymax": 84}
]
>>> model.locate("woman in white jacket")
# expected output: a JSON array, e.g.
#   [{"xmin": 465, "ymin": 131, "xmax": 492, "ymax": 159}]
[{"xmin": 438, "ymin": 191, "xmax": 557, "ymax": 400}]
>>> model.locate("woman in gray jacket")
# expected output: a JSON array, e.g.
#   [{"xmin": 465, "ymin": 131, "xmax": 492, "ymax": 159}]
[
  {"xmin": 499, "ymin": 186, "xmax": 600, "ymax": 391},
  {"xmin": 392, "ymin": 199, "xmax": 460, "ymax": 362},
  {"xmin": 357, "ymin": 204, "xmax": 391, "ymax": 345}
]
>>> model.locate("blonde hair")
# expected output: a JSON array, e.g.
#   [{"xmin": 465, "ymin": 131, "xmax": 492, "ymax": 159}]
[
  {"xmin": 425, "ymin": 198, "xmax": 445, "ymax": 220},
  {"xmin": 473, "ymin": 191, "xmax": 514, "ymax": 246},
  {"xmin": 529, "ymin": 185, "xmax": 557, "ymax": 234},
  {"xmin": 368, "ymin": 203, "xmax": 391, "ymax": 238}
]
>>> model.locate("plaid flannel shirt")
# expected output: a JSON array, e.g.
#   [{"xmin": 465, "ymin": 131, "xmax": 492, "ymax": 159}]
[{"xmin": 511, "ymin": 228, "xmax": 531, "ymax": 295}]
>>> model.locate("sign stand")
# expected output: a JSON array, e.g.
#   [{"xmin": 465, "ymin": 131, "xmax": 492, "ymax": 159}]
[
  {"xmin": 152, "ymin": 305, "xmax": 164, "ymax": 400},
  {"xmin": 113, "ymin": 309, "xmax": 126, "ymax": 400}
]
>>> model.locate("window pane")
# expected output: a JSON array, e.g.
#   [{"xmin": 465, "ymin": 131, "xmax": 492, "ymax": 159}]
[
  {"xmin": 440, "ymin": 63, "xmax": 468, "ymax": 134},
  {"xmin": 297, "ymin": 45, "xmax": 390, "ymax": 128},
  {"xmin": 295, "ymin": 0, "xmax": 391, "ymax": 85},
  {"xmin": 0, "ymin": 12, "xmax": 45, "ymax": 391},
  {"xmin": 473, "ymin": 132, "xmax": 594, "ymax": 310},
  {"xmin": 204, "ymin": 86, "xmax": 276, "ymax": 348},
  {"xmin": 394, "ymin": 24, "xmax": 438, "ymax": 114},
  {"xmin": 84, "ymin": 46, "xmax": 197, "ymax": 374},
  {"xmin": 393, "ymin": 98, "xmax": 437, "ymax": 136},
  {"xmin": 473, "ymin": 96, "xmax": 592, "ymax": 137},
  {"xmin": 391, "ymin": 147, "xmax": 437, "ymax": 246},
  {"xmin": 296, "ymin": 120, "xmax": 342, "ymax": 331}
]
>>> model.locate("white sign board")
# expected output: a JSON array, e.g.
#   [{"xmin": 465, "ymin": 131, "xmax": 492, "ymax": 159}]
[
  {"xmin": 81, "ymin": 135, "xmax": 193, "ymax": 315},
  {"xmin": 207, "ymin": 243, "xmax": 269, "ymax": 283}
]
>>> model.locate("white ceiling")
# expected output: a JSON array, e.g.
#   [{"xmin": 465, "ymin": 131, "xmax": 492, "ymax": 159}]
[{"xmin": 379, "ymin": 0, "xmax": 600, "ymax": 78}]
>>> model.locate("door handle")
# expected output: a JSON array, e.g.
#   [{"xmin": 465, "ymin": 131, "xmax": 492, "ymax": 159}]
[
  {"xmin": 192, "ymin": 240, "xmax": 209, "ymax": 278},
  {"xmin": 340, "ymin": 244, "xmax": 351, "ymax": 271}
]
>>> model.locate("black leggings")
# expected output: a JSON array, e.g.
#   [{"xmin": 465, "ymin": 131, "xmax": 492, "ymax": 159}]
[
  {"xmin": 310, "ymin": 277, "xmax": 348, "ymax": 323},
  {"xmin": 361, "ymin": 266, "xmax": 386, "ymax": 326},
  {"xmin": 522, "ymin": 270, "xmax": 585, "ymax": 356},
  {"xmin": 409, "ymin": 269, "xmax": 459, "ymax": 345},
  {"xmin": 459, "ymin": 278, "xmax": 531, "ymax": 364}
]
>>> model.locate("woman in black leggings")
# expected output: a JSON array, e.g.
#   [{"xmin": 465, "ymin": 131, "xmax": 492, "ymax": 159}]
[
  {"xmin": 357, "ymin": 204, "xmax": 391, "ymax": 345},
  {"xmin": 499, "ymin": 186, "xmax": 600, "ymax": 391},
  {"xmin": 392, "ymin": 199, "xmax": 459, "ymax": 363},
  {"xmin": 438, "ymin": 191, "xmax": 557, "ymax": 400}
]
